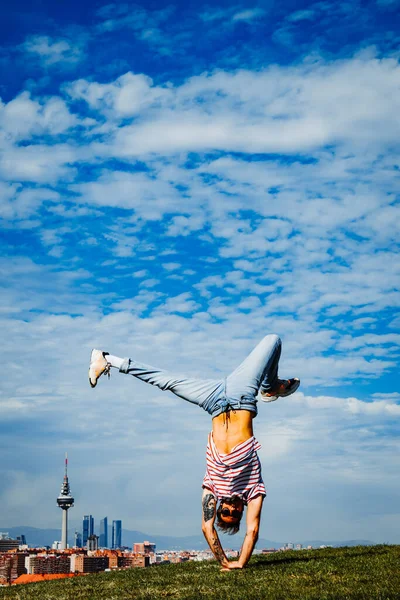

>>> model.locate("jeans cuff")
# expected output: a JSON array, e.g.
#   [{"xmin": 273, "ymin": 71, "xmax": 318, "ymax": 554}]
[{"xmin": 119, "ymin": 358, "xmax": 131, "ymax": 373}]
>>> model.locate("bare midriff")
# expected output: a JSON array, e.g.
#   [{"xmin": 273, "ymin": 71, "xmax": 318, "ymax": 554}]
[{"xmin": 211, "ymin": 409, "xmax": 255, "ymax": 454}]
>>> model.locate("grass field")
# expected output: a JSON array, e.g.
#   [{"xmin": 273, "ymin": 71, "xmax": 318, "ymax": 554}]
[{"xmin": 0, "ymin": 545, "xmax": 399, "ymax": 600}]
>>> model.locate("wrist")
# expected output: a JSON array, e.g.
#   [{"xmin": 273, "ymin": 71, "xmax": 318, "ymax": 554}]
[{"xmin": 221, "ymin": 559, "xmax": 230, "ymax": 567}]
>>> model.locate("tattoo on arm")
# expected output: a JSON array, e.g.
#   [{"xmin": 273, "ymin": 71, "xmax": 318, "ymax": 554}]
[
  {"xmin": 211, "ymin": 535, "xmax": 226, "ymax": 564},
  {"xmin": 202, "ymin": 493, "xmax": 227, "ymax": 565},
  {"xmin": 202, "ymin": 493, "xmax": 216, "ymax": 523}
]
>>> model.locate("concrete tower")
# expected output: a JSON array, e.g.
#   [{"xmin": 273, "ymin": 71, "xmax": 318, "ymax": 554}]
[{"xmin": 57, "ymin": 453, "xmax": 74, "ymax": 550}]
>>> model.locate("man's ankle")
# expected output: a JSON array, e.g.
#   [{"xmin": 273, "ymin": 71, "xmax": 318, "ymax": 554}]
[{"xmin": 106, "ymin": 354, "xmax": 124, "ymax": 369}]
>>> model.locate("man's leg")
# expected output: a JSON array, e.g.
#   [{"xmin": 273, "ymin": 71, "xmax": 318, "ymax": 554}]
[
  {"xmin": 89, "ymin": 349, "xmax": 224, "ymax": 408},
  {"xmin": 225, "ymin": 335, "xmax": 299, "ymax": 402}
]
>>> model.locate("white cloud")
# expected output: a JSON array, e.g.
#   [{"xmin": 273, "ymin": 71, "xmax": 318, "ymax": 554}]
[
  {"xmin": 294, "ymin": 392, "xmax": 400, "ymax": 416},
  {"xmin": 66, "ymin": 72, "xmax": 170, "ymax": 118},
  {"xmin": 0, "ymin": 143, "xmax": 77, "ymax": 183},
  {"xmin": 200, "ymin": 8, "xmax": 230, "ymax": 22},
  {"xmin": 3, "ymin": 54, "xmax": 399, "ymax": 221},
  {"xmin": 22, "ymin": 35, "xmax": 83, "ymax": 66},
  {"xmin": 232, "ymin": 8, "xmax": 265, "ymax": 22},
  {"xmin": 165, "ymin": 215, "xmax": 205, "ymax": 237},
  {"xmin": 372, "ymin": 392, "xmax": 400, "ymax": 399},
  {"xmin": 0, "ymin": 185, "xmax": 59, "ymax": 221},
  {"xmin": 132, "ymin": 269, "xmax": 149, "ymax": 278},
  {"xmin": 337, "ymin": 333, "xmax": 400, "ymax": 351},
  {"xmin": 95, "ymin": 4, "xmax": 173, "ymax": 33},
  {"xmin": 64, "ymin": 54, "xmax": 400, "ymax": 158},
  {"xmin": 156, "ymin": 292, "xmax": 201, "ymax": 314},
  {"xmin": 287, "ymin": 9, "xmax": 316, "ymax": 22},
  {"xmin": 94, "ymin": 4, "xmax": 175, "ymax": 56},
  {"xmin": 162, "ymin": 262, "xmax": 181, "ymax": 271},
  {"xmin": 0, "ymin": 91, "xmax": 77, "ymax": 141},
  {"xmin": 103, "ymin": 228, "xmax": 139, "ymax": 257},
  {"xmin": 71, "ymin": 170, "xmax": 183, "ymax": 219}
]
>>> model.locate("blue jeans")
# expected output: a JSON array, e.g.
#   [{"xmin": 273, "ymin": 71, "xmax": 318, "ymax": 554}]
[{"xmin": 119, "ymin": 334, "xmax": 282, "ymax": 418}]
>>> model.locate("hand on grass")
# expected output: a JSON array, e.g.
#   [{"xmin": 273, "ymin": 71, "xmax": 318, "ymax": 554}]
[
  {"xmin": 220, "ymin": 561, "xmax": 243, "ymax": 572},
  {"xmin": 227, "ymin": 561, "xmax": 243, "ymax": 569}
]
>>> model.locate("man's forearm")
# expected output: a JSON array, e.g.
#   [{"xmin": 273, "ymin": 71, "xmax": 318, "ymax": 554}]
[
  {"xmin": 202, "ymin": 526, "xmax": 229, "ymax": 567},
  {"xmin": 238, "ymin": 530, "xmax": 259, "ymax": 567}
]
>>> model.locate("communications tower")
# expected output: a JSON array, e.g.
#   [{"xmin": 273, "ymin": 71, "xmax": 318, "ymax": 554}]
[{"xmin": 57, "ymin": 453, "xmax": 74, "ymax": 550}]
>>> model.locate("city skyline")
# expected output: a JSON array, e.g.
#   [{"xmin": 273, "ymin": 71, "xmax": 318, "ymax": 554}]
[
  {"xmin": 0, "ymin": 526, "xmax": 375, "ymax": 554},
  {"xmin": 0, "ymin": 0, "xmax": 399, "ymax": 544}
]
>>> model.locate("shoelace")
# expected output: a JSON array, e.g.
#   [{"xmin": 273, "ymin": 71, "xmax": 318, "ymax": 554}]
[{"xmin": 104, "ymin": 362, "xmax": 111, "ymax": 378}]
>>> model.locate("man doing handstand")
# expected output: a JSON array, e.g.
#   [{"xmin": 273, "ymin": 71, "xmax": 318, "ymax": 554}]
[{"xmin": 88, "ymin": 334, "xmax": 299, "ymax": 570}]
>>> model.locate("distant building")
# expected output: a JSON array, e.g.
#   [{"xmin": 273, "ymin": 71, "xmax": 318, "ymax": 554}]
[
  {"xmin": 100, "ymin": 517, "xmax": 108, "ymax": 548},
  {"xmin": 133, "ymin": 541, "xmax": 156, "ymax": 555},
  {"xmin": 74, "ymin": 531, "xmax": 82, "ymax": 547},
  {"xmin": 57, "ymin": 454, "xmax": 74, "ymax": 550},
  {"xmin": 52, "ymin": 541, "xmax": 63, "ymax": 550},
  {"xmin": 131, "ymin": 555, "xmax": 150, "ymax": 568},
  {"xmin": 0, "ymin": 553, "xmax": 28, "ymax": 584},
  {"xmin": 87, "ymin": 534, "xmax": 99, "ymax": 551},
  {"xmin": 112, "ymin": 520, "xmax": 122, "ymax": 549},
  {"xmin": 83, "ymin": 515, "xmax": 94, "ymax": 547},
  {"xmin": 74, "ymin": 555, "xmax": 109, "ymax": 573},
  {"xmin": 108, "ymin": 554, "xmax": 150, "ymax": 569},
  {"xmin": 108, "ymin": 554, "xmax": 119, "ymax": 569},
  {"xmin": 0, "ymin": 535, "xmax": 20, "ymax": 552},
  {"xmin": 26, "ymin": 554, "xmax": 71, "ymax": 575}
]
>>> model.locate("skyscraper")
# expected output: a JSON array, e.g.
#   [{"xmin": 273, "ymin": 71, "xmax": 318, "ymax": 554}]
[
  {"xmin": 56, "ymin": 454, "xmax": 74, "ymax": 550},
  {"xmin": 87, "ymin": 534, "xmax": 99, "ymax": 551},
  {"xmin": 82, "ymin": 515, "xmax": 94, "ymax": 547},
  {"xmin": 112, "ymin": 520, "xmax": 122, "ymax": 549},
  {"xmin": 100, "ymin": 517, "xmax": 108, "ymax": 548}
]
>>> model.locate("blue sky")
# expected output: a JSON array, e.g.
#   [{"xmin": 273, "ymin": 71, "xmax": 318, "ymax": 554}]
[{"xmin": 1, "ymin": 0, "xmax": 400, "ymax": 545}]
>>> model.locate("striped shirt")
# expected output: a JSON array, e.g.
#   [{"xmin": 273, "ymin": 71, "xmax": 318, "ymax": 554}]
[{"xmin": 202, "ymin": 433, "xmax": 266, "ymax": 503}]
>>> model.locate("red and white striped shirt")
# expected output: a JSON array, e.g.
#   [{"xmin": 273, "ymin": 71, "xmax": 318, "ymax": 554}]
[{"xmin": 202, "ymin": 433, "xmax": 266, "ymax": 503}]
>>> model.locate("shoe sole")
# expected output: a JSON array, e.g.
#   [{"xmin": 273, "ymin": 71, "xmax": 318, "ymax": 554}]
[
  {"xmin": 89, "ymin": 349, "xmax": 103, "ymax": 388},
  {"xmin": 278, "ymin": 378, "xmax": 300, "ymax": 397},
  {"xmin": 261, "ymin": 378, "xmax": 300, "ymax": 402},
  {"xmin": 261, "ymin": 394, "xmax": 277, "ymax": 403}
]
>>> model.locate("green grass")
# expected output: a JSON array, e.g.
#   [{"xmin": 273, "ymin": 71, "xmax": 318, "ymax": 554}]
[{"xmin": 1, "ymin": 545, "xmax": 399, "ymax": 600}]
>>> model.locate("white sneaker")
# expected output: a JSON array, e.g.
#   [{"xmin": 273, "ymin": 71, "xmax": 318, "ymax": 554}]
[
  {"xmin": 89, "ymin": 349, "xmax": 111, "ymax": 388},
  {"xmin": 260, "ymin": 378, "xmax": 300, "ymax": 403}
]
